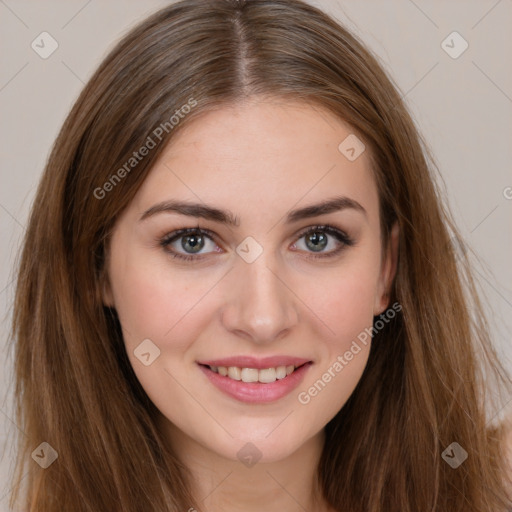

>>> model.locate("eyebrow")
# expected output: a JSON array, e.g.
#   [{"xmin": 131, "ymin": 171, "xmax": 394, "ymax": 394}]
[{"xmin": 139, "ymin": 195, "xmax": 367, "ymax": 226}]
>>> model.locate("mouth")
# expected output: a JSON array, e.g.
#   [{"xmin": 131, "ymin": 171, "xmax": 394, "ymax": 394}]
[
  {"xmin": 198, "ymin": 362, "xmax": 310, "ymax": 384},
  {"xmin": 196, "ymin": 358, "xmax": 313, "ymax": 403}
]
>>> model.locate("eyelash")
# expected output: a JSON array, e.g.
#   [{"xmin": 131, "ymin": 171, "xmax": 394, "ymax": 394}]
[{"xmin": 158, "ymin": 224, "xmax": 354, "ymax": 262}]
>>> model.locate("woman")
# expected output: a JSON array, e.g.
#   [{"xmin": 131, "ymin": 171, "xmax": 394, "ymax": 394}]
[{"xmin": 9, "ymin": 0, "xmax": 512, "ymax": 510}]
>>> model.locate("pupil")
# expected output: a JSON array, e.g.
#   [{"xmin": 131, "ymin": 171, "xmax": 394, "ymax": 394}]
[
  {"xmin": 182, "ymin": 233, "xmax": 204, "ymax": 253},
  {"xmin": 306, "ymin": 231, "xmax": 327, "ymax": 252}
]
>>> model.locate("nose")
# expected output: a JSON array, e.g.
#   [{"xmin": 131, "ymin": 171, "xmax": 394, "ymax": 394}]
[{"xmin": 220, "ymin": 252, "xmax": 299, "ymax": 344}]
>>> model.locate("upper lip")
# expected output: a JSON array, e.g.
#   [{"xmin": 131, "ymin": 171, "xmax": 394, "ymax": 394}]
[{"xmin": 197, "ymin": 356, "xmax": 312, "ymax": 369}]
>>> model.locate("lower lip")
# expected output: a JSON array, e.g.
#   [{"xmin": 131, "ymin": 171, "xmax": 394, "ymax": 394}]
[{"xmin": 198, "ymin": 363, "xmax": 312, "ymax": 404}]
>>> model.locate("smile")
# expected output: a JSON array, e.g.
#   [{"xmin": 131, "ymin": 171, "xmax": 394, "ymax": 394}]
[{"xmin": 197, "ymin": 359, "xmax": 313, "ymax": 404}]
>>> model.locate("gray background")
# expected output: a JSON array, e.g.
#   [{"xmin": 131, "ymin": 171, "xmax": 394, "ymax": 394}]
[{"xmin": 1, "ymin": 0, "xmax": 511, "ymax": 509}]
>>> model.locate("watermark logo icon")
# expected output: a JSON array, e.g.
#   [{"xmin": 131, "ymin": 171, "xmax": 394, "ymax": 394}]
[
  {"xmin": 338, "ymin": 134, "xmax": 366, "ymax": 162},
  {"xmin": 134, "ymin": 338, "xmax": 161, "ymax": 366},
  {"xmin": 441, "ymin": 442, "xmax": 468, "ymax": 468},
  {"xmin": 237, "ymin": 442, "xmax": 262, "ymax": 468},
  {"xmin": 236, "ymin": 236, "xmax": 263, "ymax": 264},
  {"xmin": 31, "ymin": 442, "xmax": 58, "ymax": 469},
  {"xmin": 31, "ymin": 32, "xmax": 59, "ymax": 59},
  {"xmin": 441, "ymin": 31, "xmax": 469, "ymax": 59}
]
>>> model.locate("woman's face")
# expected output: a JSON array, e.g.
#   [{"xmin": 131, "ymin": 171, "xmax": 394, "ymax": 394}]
[{"xmin": 104, "ymin": 98, "xmax": 398, "ymax": 463}]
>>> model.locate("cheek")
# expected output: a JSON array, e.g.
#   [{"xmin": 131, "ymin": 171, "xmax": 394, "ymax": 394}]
[
  {"xmin": 300, "ymin": 251, "xmax": 381, "ymax": 349},
  {"xmin": 293, "ymin": 252, "xmax": 380, "ymax": 412},
  {"xmin": 296, "ymin": 277, "xmax": 374, "ymax": 424},
  {"xmin": 108, "ymin": 252, "xmax": 214, "ymax": 417},
  {"xmin": 108, "ymin": 246, "xmax": 217, "ymax": 349}
]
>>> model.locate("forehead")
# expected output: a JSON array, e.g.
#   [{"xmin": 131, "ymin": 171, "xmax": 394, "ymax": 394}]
[{"xmin": 129, "ymin": 98, "xmax": 379, "ymax": 225}]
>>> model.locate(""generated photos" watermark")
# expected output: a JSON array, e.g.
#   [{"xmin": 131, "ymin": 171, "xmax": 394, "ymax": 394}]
[
  {"xmin": 298, "ymin": 301, "xmax": 402, "ymax": 405},
  {"xmin": 94, "ymin": 98, "xmax": 197, "ymax": 200}
]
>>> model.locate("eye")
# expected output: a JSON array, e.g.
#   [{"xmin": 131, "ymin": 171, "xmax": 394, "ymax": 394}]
[
  {"xmin": 291, "ymin": 224, "xmax": 354, "ymax": 259},
  {"xmin": 159, "ymin": 227, "xmax": 220, "ymax": 261}
]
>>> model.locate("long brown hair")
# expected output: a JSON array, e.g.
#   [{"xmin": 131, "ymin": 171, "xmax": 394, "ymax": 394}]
[{"xmin": 8, "ymin": 0, "xmax": 512, "ymax": 510}]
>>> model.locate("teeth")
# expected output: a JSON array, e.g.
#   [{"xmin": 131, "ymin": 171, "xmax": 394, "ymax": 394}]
[
  {"xmin": 275, "ymin": 366, "xmax": 287, "ymax": 379},
  {"xmin": 258, "ymin": 368, "xmax": 277, "ymax": 383},
  {"xmin": 241, "ymin": 368, "xmax": 259, "ymax": 383},
  {"xmin": 209, "ymin": 364, "xmax": 298, "ymax": 383},
  {"xmin": 227, "ymin": 366, "xmax": 241, "ymax": 380}
]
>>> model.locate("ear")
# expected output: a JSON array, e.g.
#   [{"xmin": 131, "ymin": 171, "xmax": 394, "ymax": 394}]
[
  {"xmin": 100, "ymin": 243, "xmax": 115, "ymax": 308},
  {"xmin": 101, "ymin": 274, "xmax": 115, "ymax": 308},
  {"xmin": 374, "ymin": 221, "xmax": 399, "ymax": 315}
]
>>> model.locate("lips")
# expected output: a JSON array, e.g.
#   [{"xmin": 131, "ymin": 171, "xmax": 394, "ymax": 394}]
[{"xmin": 196, "ymin": 355, "xmax": 313, "ymax": 403}]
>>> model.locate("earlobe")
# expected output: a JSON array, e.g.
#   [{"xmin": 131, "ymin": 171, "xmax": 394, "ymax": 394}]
[{"xmin": 374, "ymin": 221, "xmax": 399, "ymax": 315}]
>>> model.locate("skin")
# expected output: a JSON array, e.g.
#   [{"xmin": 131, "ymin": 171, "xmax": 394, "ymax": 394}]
[{"xmin": 104, "ymin": 97, "xmax": 399, "ymax": 512}]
